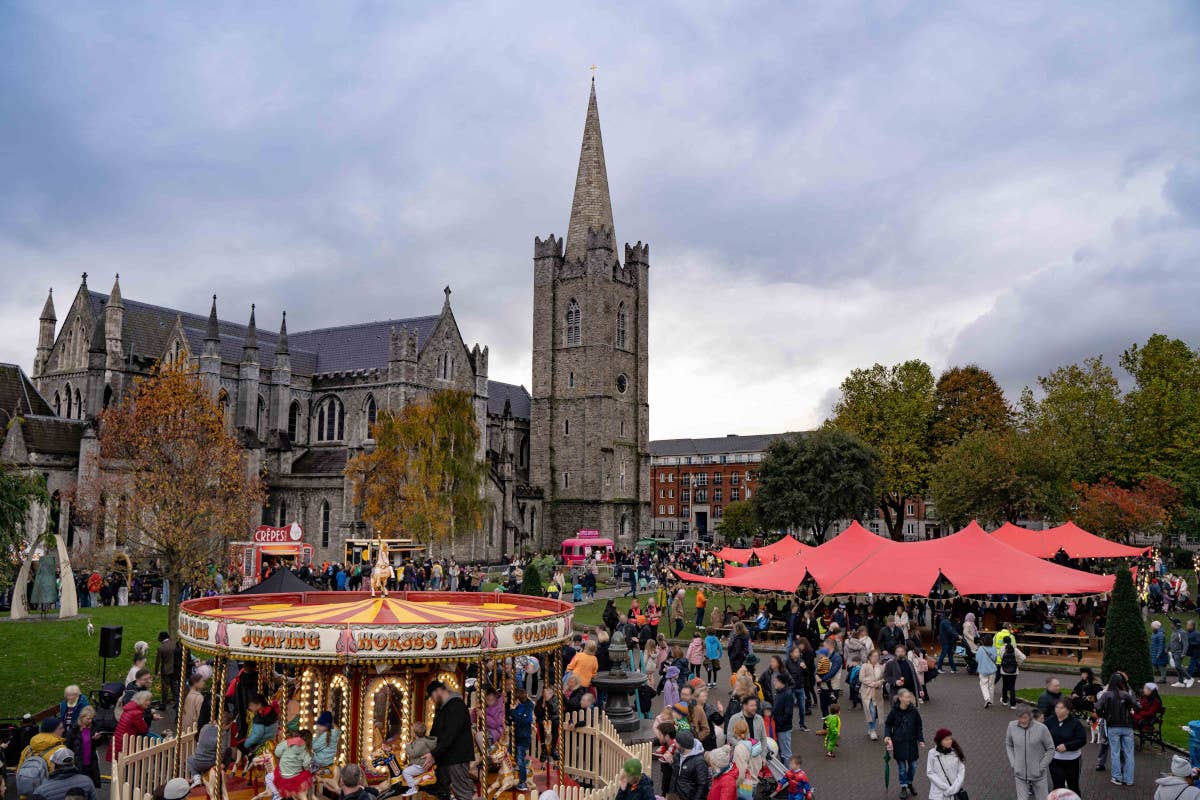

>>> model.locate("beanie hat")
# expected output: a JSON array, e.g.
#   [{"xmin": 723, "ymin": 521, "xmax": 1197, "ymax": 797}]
[
  {"xmin": 707, "ymin": 745, "xmax": 731, "ymax": 772},
  {"xmin": 316, "ymin": 711, "xmax": 334, "ymax": 728},
  {"xmin": 933, "ymin": 728, "xmax": 952, "ymax": 742},
  {"xmin": 39, "ymin": 717, "xmax": 62, "ymax": 733},
  {"xmin": 688, "ymin": 677, "xmax": 705, "ymax": 691},
  {"xmin": 675, "ymin": 730, "xmax": 696, "ymax": 751},
  {"xmin": 672, "ymin": 701, "xmax": 690, "ymax": 716},
  {"xmin": 743, "ymin": 653, "xmax": 760, "ymax": 667},
  {"xmin": 623, "ymin": 758, "xmax": 642, "ymax": 777}
]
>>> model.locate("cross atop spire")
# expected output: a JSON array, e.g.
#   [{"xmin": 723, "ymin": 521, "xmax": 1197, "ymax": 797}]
[{"xmin": 564, "ymin": 78, "xmax": 616, "ymax": 263}]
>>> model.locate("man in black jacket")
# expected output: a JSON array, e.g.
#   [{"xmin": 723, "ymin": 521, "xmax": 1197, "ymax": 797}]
[
  {"xmin": 878, "ymin": 617, "xmax": 905, "ymax": 659},
  {"xmin": 671, "ymin": 731, "xmax": 710, "ymax": 800},
  {"xmin": 882, "ymin": 645, "xmax": 918, "ymax": 704},
  {"xmin": 424, "ymin": 681, "xmax": 475, "ymax": 800}
]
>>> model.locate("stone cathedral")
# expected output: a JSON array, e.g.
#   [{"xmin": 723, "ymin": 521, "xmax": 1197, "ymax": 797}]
[{"xmin": 0, "ymin": 80, "xmax": 651, "ymax": 563}]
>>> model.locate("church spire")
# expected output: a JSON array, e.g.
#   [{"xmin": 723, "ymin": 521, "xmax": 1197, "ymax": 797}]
[
  {"xmin": 564, "ymin": 77, "xmax": 616, "ymax": 263},
  {"xmin": 205, "ymin": 295, "xmax": 220, "ymax": 341},
  {"xmin": 108, "ymin": 273, "xmax": 123, "ymax": 308},
  {"xmin": 40, "ymin": 288, "xmax": 56, "ymax": 322},
  {"xmin": 277, "ymin": 311, "xmax": 289, "ymax": 355}
]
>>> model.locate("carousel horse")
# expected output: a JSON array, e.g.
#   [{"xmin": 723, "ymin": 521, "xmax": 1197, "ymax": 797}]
[
  {"xmin": 370, "ymin": 543, "xmax": 395, "ymax": 598},
  {"xmin": 485, "ymin": 743, "xmax": 518, "ymax": 796}
]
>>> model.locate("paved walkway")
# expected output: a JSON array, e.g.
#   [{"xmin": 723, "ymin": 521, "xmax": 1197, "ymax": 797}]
[{"xmin": 686, "ymin": 667, "xmax": 1176, "ymax": 799}]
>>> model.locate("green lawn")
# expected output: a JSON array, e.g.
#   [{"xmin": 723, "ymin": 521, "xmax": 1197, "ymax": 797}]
[
  {"xmin": 576, "ymin": 588, "xmax": 730, "ymax": 642},
  {"xmin": 1017, "ymin": 688, "xmax": 1200, "ymax": 750},
  {"xmin": 0, "ymin": 604, "xmax": 170, "ymax": 719}
]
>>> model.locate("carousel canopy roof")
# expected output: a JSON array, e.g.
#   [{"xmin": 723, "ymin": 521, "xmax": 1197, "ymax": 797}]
[
  {"xmin": 239, "ymin": 569, "xmax": 317, "ymax": 595},
  {"xmin": 677, "ymin": 521, "xmax": 1115, "ymax": 597},
  {"xmin": 178, "ymin": 590, "xmax": 573, "ymax": 662},
  {"xmin": 990, "ymin": 521, "xmax": 1150, "ymax": 559}
]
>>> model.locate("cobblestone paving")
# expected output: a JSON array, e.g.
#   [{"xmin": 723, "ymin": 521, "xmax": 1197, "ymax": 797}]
[{"xmin": 703, "ymin": 668, "xmax": 1175, "ymax": 800}]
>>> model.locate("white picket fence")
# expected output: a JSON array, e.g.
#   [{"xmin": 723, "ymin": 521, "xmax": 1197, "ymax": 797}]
[{"xmin": 109, "ymin": 729, "xmax": 196, "ymax": 800}]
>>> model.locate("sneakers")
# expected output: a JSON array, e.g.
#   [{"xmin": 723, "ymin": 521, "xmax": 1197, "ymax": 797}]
[
  {"xmin": 823, "ymin": 751, "xmax": 835, "ymax": 758},
  {"xmin": 985, "ymin": 700, "xmax": 992, "ymax": 708},
  {"xmin": 403, "ymin": 789, "xmax": 419, "ymax": 797},
  {"xmin": 869, "ymin": 731, "xmax": 878, "ymax": 740},
  {"xmin": 1110, "ymin": 778, "xmax": 1123, "ymax": 785},
  {"xmin": 1187, "ymin": 679, "xmax": 1195, "ymax": 688},
  {"xmin": 516, "ymin": 784, "xmax": 530, "ymax": 791},
  {"xmin": 1172, "ymin": 682, "xmax": 1187, "ymax": 688},
  {"xmin": 899, "ymin": 788, "xmax": 909, "ymax": 800},
  {"xmin": 798, "ymin": 726, "xmax": 810, "ymax": 732},
  {"xmin": 907, "ymin": 786, "xmax": 918, "ymax": 798},
  {"xmin": 936, "ymin": 669, "xmax": 946, "ymax": 674}
]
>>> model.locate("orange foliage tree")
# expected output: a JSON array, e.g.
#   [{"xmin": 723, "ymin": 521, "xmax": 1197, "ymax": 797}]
[
  {"xmin": 346, "ymin": 390, "xmax": 487, "ymax": 549},
  {"xmin": 92, "ymin": 359, "xmax": 265, "ymax": 635},
  {"xmin": 1074, "ymin": 475, "xmax": 1181, "ymax": 543}
]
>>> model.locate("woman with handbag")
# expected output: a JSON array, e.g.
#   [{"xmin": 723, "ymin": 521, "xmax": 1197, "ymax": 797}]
[{"xmin": 925, "ymin": 728, "xmax": 966, "ymax": 800}]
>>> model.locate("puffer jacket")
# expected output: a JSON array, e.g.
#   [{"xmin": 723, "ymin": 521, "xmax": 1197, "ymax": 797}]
[
  {"xmin": 673, "ymin": 741, "xmax": 711, "ymax": 800},
  {"xmin": 708, "ymin": 765, "xmax": 739, "ymax": 800},
  {"xmin": 111, "ymin": 702, "xmax": 149, "ymax": 762},
  {"xmin": 844, "ymin": 635, "xmax": 873, "ymax": 667}
]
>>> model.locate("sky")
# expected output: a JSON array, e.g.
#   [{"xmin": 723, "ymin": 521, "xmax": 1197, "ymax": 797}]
[{"xmin": 1, "ymin": 2, "xmax": 1198, "ymax": 439}]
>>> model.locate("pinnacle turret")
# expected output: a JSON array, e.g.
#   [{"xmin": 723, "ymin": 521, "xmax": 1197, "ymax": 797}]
[
  {"xmin": 277, "ymin": 311, "xmax": 289, "ymax": 355},
  {"xmin": 108, "ymin": 274, "xmax": 124, "ymax": 308},
  {"xmin": 40, "ymin": 288, "xmax": 56, "ymax": 322},
  {"xmin": 205, "ymin": 295, "xmax": 220, "ymax": 341},
  {"xmin": 244, "ymin": 304, "xmax": 258, "ymax": 351}
]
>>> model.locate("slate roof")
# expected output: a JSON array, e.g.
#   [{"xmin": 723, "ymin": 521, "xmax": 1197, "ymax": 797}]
[
  {"xmin": 86, "ymin": 291, "xmax": 440, "ymax": 376},
  {"xmin": 20, "ymin": 415, "xmax": 85, "ymax": 455},
  {"xmin": 288, "ymin": 316, "xmax": 439, "ymax": 374},
  {"xmin": 0, "ymin": 363, "xmax": 53, "ymax": 417},
  {"xmin": 487, "ymin": 381, "xmax": 531, "ymax": 420},
  {"xmin": 649, "ymin": 431, "xmax": 805, "ymax": 458},
  {"xmin": 291, "ymin": 447, "xmax": 349, "ymax": 475}
]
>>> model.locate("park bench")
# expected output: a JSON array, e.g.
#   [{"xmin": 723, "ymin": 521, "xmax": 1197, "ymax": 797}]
[{"xmin": 1137, "ymin": 709, "xmax": 1166, "ymax": 752}]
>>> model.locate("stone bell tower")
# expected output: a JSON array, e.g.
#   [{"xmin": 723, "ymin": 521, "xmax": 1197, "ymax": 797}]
[{"xmin": 530, "ymin": 79, "xmax": 650, "ymax": 548}]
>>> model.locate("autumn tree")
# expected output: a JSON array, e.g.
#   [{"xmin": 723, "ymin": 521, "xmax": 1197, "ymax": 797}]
[
  {"xmin": 716, "ymin": 500, "xmax": 759, "ymax": 545},
  {"xmin": 1018, "ymin": 356, "xmax": 1123, "ymax": 485},
  {"xmin": 1074, "ymin": 476, "xmax": 1181, "ymax": 543},
  {"xmin": 931, "ymin": 365, "xmax": 1010, "ymax": 453},
  {"xmin": 829, "ymin": 360, "xmax": 935, "ymax": 539},
  {"xmin": 94, "ymin": 359, "xmax": 265, "ymax": 636},
  {"xmin": 347, "ymin": 390, "xmax": 488, "ymax": 549},
  {"xmin": 929, "ymin": 428, "xmax": 1072, "ymax": 529},
  {"xmin": 753, "ymin": 429, "xmax": 880, "ymax": 542}
]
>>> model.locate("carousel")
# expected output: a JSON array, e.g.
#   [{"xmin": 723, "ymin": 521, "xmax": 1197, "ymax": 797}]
[{"xmin": 176, "ymin": 589, "xmax": 574, "ymax": 800}]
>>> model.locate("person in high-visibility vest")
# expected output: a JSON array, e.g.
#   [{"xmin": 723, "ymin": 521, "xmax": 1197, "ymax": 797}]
[{"xmin": 993, "ymin": 623, "xmax": 1016, "ymax": 663}]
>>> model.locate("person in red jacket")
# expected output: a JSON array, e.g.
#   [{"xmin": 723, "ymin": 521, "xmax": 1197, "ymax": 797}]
[
  {"xmin": 110, "ymin": 691, "xmax": 155, "ymax": 762},
  {"xmin": 706, "ymin": 745, "xmax": 738, "ymax": 800},
  {"xmin": 1132, "ymin": 682, "xmax": 1164, "ymax": 731}
]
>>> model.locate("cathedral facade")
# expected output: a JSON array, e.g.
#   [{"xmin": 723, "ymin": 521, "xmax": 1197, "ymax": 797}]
[{"xmin": 0, "ymin": 81, "xmax": 650, "ymax": 564}]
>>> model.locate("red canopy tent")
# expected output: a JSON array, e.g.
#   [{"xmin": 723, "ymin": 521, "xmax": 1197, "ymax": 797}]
[
  {"xmin": 715, "ymin": 535, "xmax": 808, "ymax": 565},
  {"xmin": 679, "ymin": 521, "xmax": 1115, "ymax": 597},
  {"xmin": 990, "ymin": 521, "xmax": 1149, "ymax": 559}
]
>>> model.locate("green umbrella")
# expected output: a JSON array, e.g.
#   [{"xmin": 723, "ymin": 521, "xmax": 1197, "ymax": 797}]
[{"xmin": 883, "ymin": 750, "xmax": 892, "ymax": 791}]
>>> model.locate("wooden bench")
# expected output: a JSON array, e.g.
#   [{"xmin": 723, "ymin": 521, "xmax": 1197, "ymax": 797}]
[{"xmin": 1137, "ymin": 710, "xmax": 1166, "ymax": 752}]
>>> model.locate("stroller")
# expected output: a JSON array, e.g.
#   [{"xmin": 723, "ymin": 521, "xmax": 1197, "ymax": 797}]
[{"xmin": 92, "ymin": 681, "xmax": 126, "ymax": 735}]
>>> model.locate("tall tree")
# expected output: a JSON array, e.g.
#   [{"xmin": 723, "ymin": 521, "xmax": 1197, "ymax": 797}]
[
  {"xmin": 93, "ymin": 360, "xmax": 266, "ymax": 637},
  {"xmin": 1018, "ymin": 356, "xmax": 1123, "ymax": 485},
  {"xmin": 931, "ymin": 365, "xmax": 1010, "ymax": 452},
  {"xmin": 0, "ymin": 460, "xmax": 49, "ymax": 590},
  {"xmin": 1074, "ymin": 475, "xmax": 1181, "ymax": 543},
  {"xmin": 347, "ymin": 390, "xmax": 488, "ymax": 549},
  {"xmin": 753, "ymin": 429, "xmax": 881, "ymax": 543},
  {"xmin": 716, "ymin": 500, "xmax": 758, "ymax": 545},
  {"xmin": 829, "ymin": 360, "xmax": 935, "ymax": 539},
  {"xmin": 928, "ymin": 428, "xmax": 1072, "ymax": 529}
]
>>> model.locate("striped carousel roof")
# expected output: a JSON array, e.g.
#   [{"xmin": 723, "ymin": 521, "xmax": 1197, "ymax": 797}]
[{"xmin": 189, "ymin": 591, "xmax": 560, "ymax": 626}]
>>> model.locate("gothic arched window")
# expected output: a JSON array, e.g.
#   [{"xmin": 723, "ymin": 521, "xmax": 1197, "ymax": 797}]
[
  {"xmin": 74, "ymin": 388, "xmax": 82, "ymax": 419},
  {"xmin": 103, "ymin": 385, "xmax": 113, "ymax": 409},
  {"xmin": 565, "ymin": 299, "xmax": 581, "ymax": 346},
  {"xmin": 278, "ymin": 497, "xmax": 288, "ymax": 527},
  {"xmin": 616, "ymin": 302, "xmax": 627, "ymax": 350},
  {"xmin": 256, "ymin": 395, "xmax": 267, "ymax": 438},
  {"xmin": 53, "ymin": 392, "xmax": 61, "ymax": 417},
  {"xmin": 217, "ymin": 390, "xmax": 230, "ymax": 430},
  {"xmin": 315, "ymin": 396, "xmax": 345, "ymax": 442},
  {"xmin": 64, "ymin": 384, "xmax": 73, "ymax": 419},
  {"xmin": 320, "ymin": 501, "xmax": 331, "ymax": 548},
  {"xmin": 364, "ymin": 395, "xmax": 377, "ymax": 439},
  {"xmin": 288, "ymin": 400, "xmax": 301, "ymax": 442}
]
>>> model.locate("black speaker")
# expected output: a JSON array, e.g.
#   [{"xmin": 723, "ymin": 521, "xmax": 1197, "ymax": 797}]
[{"xmin": 99, "ymin": 625, "xmax": 123, "ymax": 659}]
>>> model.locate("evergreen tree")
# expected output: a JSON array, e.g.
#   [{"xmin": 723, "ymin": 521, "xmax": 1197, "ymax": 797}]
[
  {"xmin": 1101, "ymin": 567, "xmax": 1153, "ymax": 686},
  {"xmin": 521, "ymin": 563, "xmax": 544, "ymax": 596}
]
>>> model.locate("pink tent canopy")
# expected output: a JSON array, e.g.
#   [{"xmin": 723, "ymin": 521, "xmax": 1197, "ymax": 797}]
[
  {"xmin": 991, "ymin": 521, "xmax": 1149, "ymax": 559},
  {"xmin": 679, "ymin": 521, "xmax": 1115, "ymax": 596},
  {"xmin": 715, "ymin": 535, "xmax": 808, "ymax": 564}
]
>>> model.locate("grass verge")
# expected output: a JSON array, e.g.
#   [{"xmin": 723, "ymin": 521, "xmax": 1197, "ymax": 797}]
[
  {"xmin": 0, "ymin": 604, "xmax": 168, "ymax": 719},
  {"xmin": 1016, "ymin": 687, "xmax": 1200, "ymax": 750}
]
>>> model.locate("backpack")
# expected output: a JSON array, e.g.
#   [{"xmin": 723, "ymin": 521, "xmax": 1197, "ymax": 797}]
[
  {"xmin": 16, "ymin": 749, "xmax": 52, "ymax": 796},
  {"xmin": 1001, "ymin": 648, "xmax": 1018, "ymax": 674}
]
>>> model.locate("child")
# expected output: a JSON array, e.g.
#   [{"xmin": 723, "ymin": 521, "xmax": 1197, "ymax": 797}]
[
  {"xmin": 402, "ymin": 722, "xmax": 437, "ymax": 795},
  {"xmin": 653, "ymin": 722, "xmax": 679, "ymax": 795},
  {"xmin": 670, "ymin": 702, "xmax": 692, "ymax": 733},
  {"xmin": 704, "ymin": 630, "xmax": 724, "ymax": 688},
  {"xmin": 241, "ymin": 695, "xmax": 279, "ymax": 758},
  {"xmin": 686, "ymin": 631, "xmax": 705, "ymax": 679},
  {"xmin": 266, "ymin": 730, "xmax": 313, "ymax": 800},
  {"xmin": 777, "ymin": 754, "xmax": 814, "ymax": 800},
  {"xmin": 772, "ymin": 675, "xmax": 795, "ymax": 762},
  {"xmin": 484, "ymin": 689, "xmax": 505, "ymax": 746},
  {"xmin": 822, "ymin": 703, "xmax": 841, "ymax": 758},
  {"xmin": 661, "ymin": 666, "xmax": 681, "ymax": 710},
  {"xmin": 508, "ymin": 689, "xmax": 534, "ymax": 791},
  {"xmin": 762, "ymin": 704, "xmax": 776, "ymax": 743}
]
